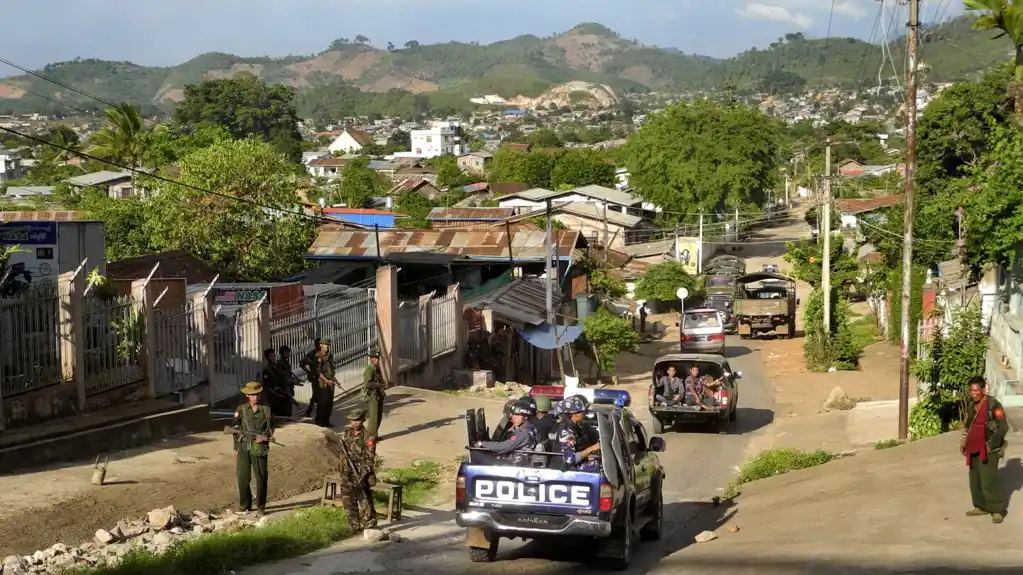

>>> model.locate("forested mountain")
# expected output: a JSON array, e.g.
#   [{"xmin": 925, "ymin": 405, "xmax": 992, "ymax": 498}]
[{"xmin": 0, "ymin": 15, "xmax": 1009, "ymax": 118}]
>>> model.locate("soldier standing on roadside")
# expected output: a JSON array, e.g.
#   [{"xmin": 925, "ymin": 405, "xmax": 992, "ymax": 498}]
[
  {"xmin": 301, "ymin": 338, "xmax": 321, "ymax": 419},
  {"xmin": 961, "ymin": 376, "xmax": 1010, "ymax": 523},
  {"xmin": 363, "ymin": 347, "xmax": 388, "ymax": 442},
  {"xmin": 260, "ymin": 348, "xmax": 286, "ymax": 417},
  {"xmin": 232, "ymin": 381, "xmax": 274, "ymax": 517},
  {"xmin": 277, "ymin": 345, "xmax": 299, "ymax": 418},
  {"xmin": 339, "ymin": 408, "xmax": 378, "ymax": 532},
  {"xmin": 302, "ymin": 338, "xmax": 338, "ymax": 427}
]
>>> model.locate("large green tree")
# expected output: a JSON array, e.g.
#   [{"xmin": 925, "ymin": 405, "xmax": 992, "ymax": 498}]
[
  {"xmin": 625, "ymin": 99, "xmax": 782, "ymax": 220},
  {"xmin": 174, "ymin": 73, "xmax": 304, "ymax": 162},
  {"xmin": 332, "ymin": 156, "xmax": 388, "ymax": 207},
  {"xmin": 550, "ymin": 149, "xmax": 616, "ymax": 189},
  {"xmin": 965, "ymin": 0, "xmax": 1023, "ymax": 114},
  {"xmin": 487, "ymin": 149, "xmax": 556, "ymax": 188},
  {"xmin": 143, "ymin": 138, "xmax": 313, "ymax": 280}
]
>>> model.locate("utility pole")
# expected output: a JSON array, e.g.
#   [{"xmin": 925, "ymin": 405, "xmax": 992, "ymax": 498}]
[
  {"xmin": 784, "ymin": 173, "xmax": 790, "ymax": 207},
  {"xmin": 602, "ymin": 203, "xmax": 609, "ymax": 263},
  {"xmin": 698, "ymin": 213, "xmax": 704, "ymax": 274},
  {"xmin": 734, "ymin": 207, "xmax": 739, "ymax": 242},
  {"xmin": 822, "ymin": 139, "xmax": 832, "ymax": 333},
  {"xmin": 898, "ymin": 0, "xmax": 920, "ymax": 441},
  {"xmin": 545, "ymin": 198, "xmax": 554, "ymax": 324}
]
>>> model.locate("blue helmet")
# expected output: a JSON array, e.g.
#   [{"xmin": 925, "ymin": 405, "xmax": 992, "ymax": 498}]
[{"xmin": 558, "ymin": 394, "xmax": 590, "ymax": 415}]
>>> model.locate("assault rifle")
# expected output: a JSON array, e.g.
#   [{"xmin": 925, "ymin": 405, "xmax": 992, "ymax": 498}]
[{"xmin": 224, "ymin": 426, "xmax": 285, "ymax": 447}]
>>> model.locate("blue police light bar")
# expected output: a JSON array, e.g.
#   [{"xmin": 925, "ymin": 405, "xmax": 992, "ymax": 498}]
[{"xmin": 529, "ymin": 386, "xmax": 631, "ymax": 407}]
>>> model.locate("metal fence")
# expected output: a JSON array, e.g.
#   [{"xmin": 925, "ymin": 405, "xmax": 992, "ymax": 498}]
[
  {"xmin": 82, "ymin": 295, "xmax": 145, "ymax": 396},
  {"xmin": 396, "ymin": 299, "xmax": 426, "ymax": 370},
  {"xmin": 151, "ymin": 301, "xmax": 208, "ymax": 397},
  {"xmin": 0, "ymin": 284, "xmax": 64, "ymax": 398},
  {"xmin": 430, "ymin": 292, "xmax": 458, "ymax": 358},
  {"xmin": 270, "ymin": 287, "xmax": 377, "ymax": 401},
  {"xmin": 210, "ymin": 304, "xmax": 264, "ymax": 405}
]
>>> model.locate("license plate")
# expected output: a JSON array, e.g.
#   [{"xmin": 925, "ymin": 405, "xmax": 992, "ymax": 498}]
[{"xmin": 512, "ymin": 514, "xmax": 553, "ymax": 527}]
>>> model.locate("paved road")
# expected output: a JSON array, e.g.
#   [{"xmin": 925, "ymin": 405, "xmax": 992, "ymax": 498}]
[{"xmin": 248, "ymin": 340, "xmax": 775, "ymax": 575}]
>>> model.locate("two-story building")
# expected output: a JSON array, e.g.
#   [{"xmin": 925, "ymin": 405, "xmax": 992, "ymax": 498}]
[
  {"xmin": 457, "ymin": 151, "xmax": 492, "ymax": 175},
  {"xmin": 985, "ymin": 251, "xmax": 1023, "ymax": 408},
  {"xmin": 397, "ymin": 122, "xmax": 466, "ymax": 158}
]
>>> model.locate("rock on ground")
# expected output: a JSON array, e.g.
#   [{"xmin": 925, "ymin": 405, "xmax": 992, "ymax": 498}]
[{"xmin": 820, "ymin": 386, "xmax": 856, "ymax": 412}]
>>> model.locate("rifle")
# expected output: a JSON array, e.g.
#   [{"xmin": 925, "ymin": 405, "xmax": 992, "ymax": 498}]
[
  {"xmin": 225, "ymin": 426, "xmax": 285, "ymax": 447},
  {"xmin": 326, "ymin": 429, "xmax": 376, "ymax": 486}
]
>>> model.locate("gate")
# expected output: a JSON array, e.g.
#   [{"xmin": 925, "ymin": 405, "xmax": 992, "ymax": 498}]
[
  {"xmin": 210, "ymin": 302, "xmax": 263, "ymax": 405},
  {"xmin": 151, "ymin": 301, "xmax": 209, "ymax": 397}
]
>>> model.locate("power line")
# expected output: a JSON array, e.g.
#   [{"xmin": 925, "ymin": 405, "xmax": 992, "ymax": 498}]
[
  {"xmin": 0, "ymin": 79, "xmax": 100, "ymax": 117},
  {"xmin": 0, "ymin": 57, "xmax": 125, "ymax": 112},
  {"xmin": 817, "ymin": 0, "xmax": 838, "ymax": 89}
]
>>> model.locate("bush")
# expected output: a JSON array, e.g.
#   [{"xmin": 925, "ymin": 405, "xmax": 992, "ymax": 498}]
[
  {"xmin": 909, "ymin": 397, "xmax": 945, "ymax": 439},
  {"xmin": 723, "ymin": 448, "xmax": 836, "ymax": 498},
  {"xmin": 582, "ymin": 308, "xmax": 639, "ymax": 374},
  {"xmin": 634, "ymin": 260, "xmax": 699, "ymax": 302},
  {"xmin": 803, "ymin": 288, "xmax": 864, "ymax": 371},
  {"xmin": 874, "ymin": 439, "xmax": 903, "ymax": 450}
]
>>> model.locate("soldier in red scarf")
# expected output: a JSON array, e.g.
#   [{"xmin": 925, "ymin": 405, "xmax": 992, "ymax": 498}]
[{"xmin": 961, "ymin": 376, "xmax": 1009, "ymax": 523}]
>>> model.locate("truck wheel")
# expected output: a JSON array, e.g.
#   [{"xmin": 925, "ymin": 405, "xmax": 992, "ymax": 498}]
[
  {"xmin": 639, "ymin": 484, "xmax": 663, "ymax": 541},
  {"xmin": 717, "ymin": 416, "xmax": 731, "ymax": 435},
  {"xmin": 605, "ymin": 509, "xmax": 633, "ymax": 570},
  {"xmin": 729, "ymin": 407, "xmax": 737, "ymax": 422},
  {"xmin": 468, "ymin": 538, "xmax": 499, "ymax": 563}
]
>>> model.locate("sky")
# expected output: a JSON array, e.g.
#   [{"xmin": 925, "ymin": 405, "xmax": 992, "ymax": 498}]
[{"xmin": 0, "ymin": 0, "xmax": 965, "ymax": 70}]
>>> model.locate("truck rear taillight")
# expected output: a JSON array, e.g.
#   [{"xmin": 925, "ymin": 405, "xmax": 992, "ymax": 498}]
[
  {"xmin": 456, "ymin": 474, "xmax": 466, "ymax": 502},
  {"xmin": 709, "ymin": 334, "xmax": 725, "ymax": 341},
  {"xmin": 598, "ymin": 483, "xmax": 613, "ymax": 512},
  {"xmin": 719, "ymin": 388, "xmax": 729, "ymax": 406}
]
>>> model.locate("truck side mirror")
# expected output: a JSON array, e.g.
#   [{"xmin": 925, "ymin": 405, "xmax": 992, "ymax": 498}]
[
  {"xmin": 648, "ymin": 437, "xmax": 666, "ymax": 452},
  {"xmin": 734, "ymin": 371, "xmax": 743, "ymax": 379},
  {"xmin": 796, "ymin": 298, "xmax": 801, "ymax": 305},
  {"xmin": 675, "ymin": 322, "xmax": 680, "ymax": 327}
]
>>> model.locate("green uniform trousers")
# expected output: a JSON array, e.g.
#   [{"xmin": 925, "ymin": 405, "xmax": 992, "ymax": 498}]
[
  {"xmin": 237, "ymin": 449, "xmax": 269, "ymax": 511},
  {"xmin": 969, "ymin": 453, "xmax": 1005, "ymax": 515},
  {"xmin": 366, "ymin": 392, "xmax": 385, "ymax": 439}
]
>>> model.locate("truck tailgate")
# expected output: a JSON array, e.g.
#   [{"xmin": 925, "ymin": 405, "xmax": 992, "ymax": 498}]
[
  {"xmin": 466, "ymin": 466, "xmax": 601, "ymax": 517},
  {"xmin": 735, "ymin": 299, "xmax": 787, "ymax": 316}
]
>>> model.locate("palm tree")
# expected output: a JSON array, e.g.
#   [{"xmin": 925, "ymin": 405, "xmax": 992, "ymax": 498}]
[
  {"xmin": 90, "ymin": 103, "xmax": 149, "ymax": 194},
  {"xmin": 45, "ymin": 128, "xmax": 81, "ymax": 166},
  {"xmin": 90, "ymin": 103, "xmax": 148, "ymax": 168},
  {"xmin": 965, "ymin": 0, "xmax": 1023, "ymax": 114}
]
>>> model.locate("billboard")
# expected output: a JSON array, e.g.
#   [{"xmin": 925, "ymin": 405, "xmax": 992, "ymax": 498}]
[
  {"xmin": 0, "ymin": 222, "xmax": 59, "ymax": 292},
  {"xmin": 674, "ymin": 237, "xmax": 701, "ymax": 274}
]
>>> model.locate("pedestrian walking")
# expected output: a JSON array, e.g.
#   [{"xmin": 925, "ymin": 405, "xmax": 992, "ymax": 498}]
[
  {"xmin": 339, "ymin": 409, "xmax": 378, "ymax": 532},
  {"xmin": 301, "ymin": 338, "xmax": 337, "ymax": 427},
  {"xmin": 301, "ymin": 338, "xmax": 321, "ymax": 419},
  {"xmin": 961, "ymin": 376, "xmax": 1010, "ymax": 523},
  {"xmin": 232, "ymin": 381, "xmax": 275, "ymax": 517},
  {"xmin": 363, "ymin": 347, "xmax": 388, "ymax": 441}
]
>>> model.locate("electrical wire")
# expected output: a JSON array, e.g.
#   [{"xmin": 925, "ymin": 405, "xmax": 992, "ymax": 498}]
[
  {"xmin": 0, "ymin": 57, "xmax": 126, "ymax": 112},
  {"xmin": 817, "ymin": 0, "xmax": 838, "ymax": 90},
  {"xmin": 0, "ymin": 79, "xmax": 100, "ymax": 117}
]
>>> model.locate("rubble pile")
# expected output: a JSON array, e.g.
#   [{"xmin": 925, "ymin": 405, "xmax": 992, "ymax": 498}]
[{"xmin": 1, "ymin": 506, "xmax": 265, "ymax": 574}]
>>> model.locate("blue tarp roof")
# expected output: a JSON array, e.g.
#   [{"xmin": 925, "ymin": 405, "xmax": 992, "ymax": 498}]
[{"xmin": 517, "ymin": 323, "xmax": 584, "ymax": 350}]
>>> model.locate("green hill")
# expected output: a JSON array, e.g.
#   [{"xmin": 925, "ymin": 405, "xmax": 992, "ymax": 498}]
[{"xmin": 0, "ymin": 15, "xmax": 1013, "ymax": 117}]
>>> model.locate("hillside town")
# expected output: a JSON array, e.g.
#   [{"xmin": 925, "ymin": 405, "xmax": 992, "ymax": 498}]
[{"xmin": 1, "ymin": 3, "xmax": 1023, "ymax": 575}]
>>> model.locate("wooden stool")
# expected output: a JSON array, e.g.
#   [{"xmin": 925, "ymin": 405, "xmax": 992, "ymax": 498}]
[
  {"xmin": 321, "ymin": 474, "xmax": 344, "ymax": 507},
  {"xmin": 376, "ymin": 482, "xmax": 403, "ymax": 522}
]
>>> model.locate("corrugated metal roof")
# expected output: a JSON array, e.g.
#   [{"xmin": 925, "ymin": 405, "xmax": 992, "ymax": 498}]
[
  {"xmin": 0, "ymin": 210, "xmax": 93, "ymax": 221},
  {"xmin": 307, "ymin": 229, "xmax": 583, "ymax": 261},
  {"xmin": 65, "ymin": 171, "xmax": 133, "ymax": 186},
  {"xmin": 467, "ymin": 278, "xmax": 555, "ymax": 326},
  {"xmin": 324, "ymin": 207, "xmax": 404, "ymax": 216},
  {"xmin": 426, "ymin": 207, "xmax": 515, "ymax": 221},
  {"xmin": 836, "ymin": 195, "xmax": 904, "ymax": 215},
  {"xmin": 622, "ymin": 238, "xmax": 674, "ymax": 258},
  {"xmin": 502, "ymin": 185, "xmax": 641, "ymax": 207}
]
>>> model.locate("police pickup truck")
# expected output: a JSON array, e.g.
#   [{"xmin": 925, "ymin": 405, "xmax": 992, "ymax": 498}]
[{"xmin": 456, "ymin": 389, "xmax": 666, "ymax": 570}]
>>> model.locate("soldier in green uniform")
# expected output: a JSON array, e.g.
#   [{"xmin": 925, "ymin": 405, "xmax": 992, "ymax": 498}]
[
  {"xmin": 339, "ymin": 408, "xmax": 378, "ymax": 532},
  {"xmin": 301, "ymin": 337, "xmax": 322, "ymax": 419},
  {"xmin": 232, "ymin": 381, "xmax": 275, "ymax": 517},
  {"xmin": 363, "ymin": 348, "xmax": 388, "ymax": 442},
  {"xmin": 304, "ymin": 338, "xmax": 338, "ymax": 428},
  {"xmin": 961, "ymin": 376, "xmax": 1010, "ymax": 523}
]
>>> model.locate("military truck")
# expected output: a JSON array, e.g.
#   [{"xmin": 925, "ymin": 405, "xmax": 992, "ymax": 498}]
[{"xmin": 733, "ymin": 272, "xmax": 797, "ymax": 339}]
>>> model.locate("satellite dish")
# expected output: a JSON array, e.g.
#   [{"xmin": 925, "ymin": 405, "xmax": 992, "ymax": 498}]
[{"xmin": 676, "ymin": 287, "xmax": 689, "ymax": 300}]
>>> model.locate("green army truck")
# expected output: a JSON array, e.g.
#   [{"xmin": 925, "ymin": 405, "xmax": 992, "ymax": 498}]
[{"xmin": 733, "ymin": 272, "xmax": 797, "ymax": 339}]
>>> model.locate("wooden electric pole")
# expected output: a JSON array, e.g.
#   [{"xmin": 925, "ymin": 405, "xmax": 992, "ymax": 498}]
[
  {"xmin": 898, "ymin": 0, "xmax": 920, "ymax": 441},
  {"xmin": 822, "ymin": 139, "xmax": 832, "ymax": 333}
]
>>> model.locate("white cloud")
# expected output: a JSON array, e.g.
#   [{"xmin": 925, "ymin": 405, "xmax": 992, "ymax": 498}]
[
  {"xmin": 749, "ymin": 0, "xmax": 870, "ymax": 20},
  {"xmin": 736, "ymin": 3, "xmax": 812, "ymax": 28}
]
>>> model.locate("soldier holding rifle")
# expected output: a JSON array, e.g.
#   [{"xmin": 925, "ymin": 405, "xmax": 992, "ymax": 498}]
[
  {"xmin": 231, "ymin": 382, "xmax": 276, "ymax": 517},
  {"xmin": 337, "ymin": 409, "xmax": 378, "ymax": 531}
]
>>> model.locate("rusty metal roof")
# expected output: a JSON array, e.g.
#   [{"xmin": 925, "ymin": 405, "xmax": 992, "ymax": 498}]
[
  {"xmin": 426, "ymin": 207, "xmax": 516, "ymax": 221},
  {"xmin": 0, "ymin": 210, "xmax": 94, "ymax": 221},
  {"xmin": 307, "ymin": 229, "xmax": 584, "ymax": 262},
  {"xmin": 836, "ymin": 194, "xmax": 903, "ymax": 215},
  {"xmin": 467, "ymin": 278, "xmax": 556, "ymax": 326}
]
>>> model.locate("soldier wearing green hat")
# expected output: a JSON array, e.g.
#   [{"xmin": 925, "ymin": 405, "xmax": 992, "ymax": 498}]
[
  {"xmin": 363, "ymin": 347, "xmax": 388, "ymax": 444},
  {"xmin": 232, "ymin": 381, "xmax": 275, "ymax": 516},
  {"xmin": 301, "ymin": 337, "xmax": 338, "ymax": 427},
  {"xmin": 339, "ymin": 408, "xmax": 378, "ymax": 531},
  {"xmin": 533, "ymin": 395, "xmax": 558, "ymax": 440}
]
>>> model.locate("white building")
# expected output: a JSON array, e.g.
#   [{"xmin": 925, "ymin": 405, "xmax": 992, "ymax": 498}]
[
  {"xmin": 397, "ymin": 122, "xmax": 465, "ymax": 158},
  {"xmin": 328, "ymin": 128, "xmax": 374, "ymax": 154},
  {"xmin": 0, "ymin": 151, "xmax": 25, "ymax": 182}
]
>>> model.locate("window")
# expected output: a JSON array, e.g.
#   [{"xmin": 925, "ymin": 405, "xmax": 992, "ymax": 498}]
[
  {"xmin": 620, "ymin": 414, "xmax": 640, "ymax": 456},
  {"xmin": 426, "ymin": 136, "xmax": 433, "ymax": 143},
  {"xmin": 683, "ymin": 311, "xmax": 721, "ymax": 329},
  {"xmin": 631, "ymin": 419, "xmax": 648, "ymax": 452},
  {"xmin": 707, "ymin": 277, "xmax": 731, "ymax": 287}
]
